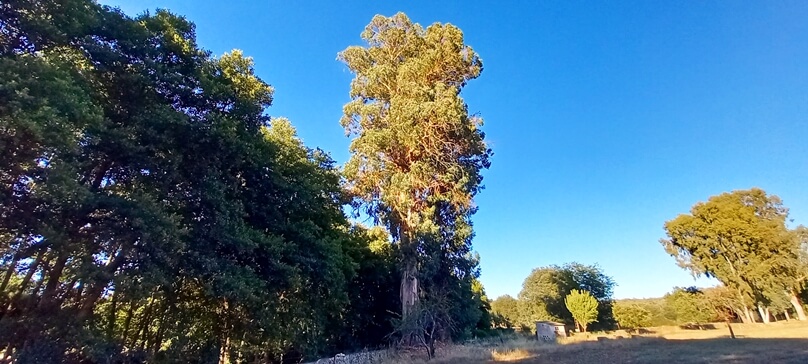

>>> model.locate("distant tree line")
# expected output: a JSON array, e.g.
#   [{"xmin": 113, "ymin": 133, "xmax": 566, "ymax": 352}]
[
  {"xmin": 616, "ymin": 188, "xmax": 808, "ymax": 331},
  {"xmin": 613, "ymin": 285, "xmax": 783, "ymax": 331},
  {"xmin": 0, "ymin": 1, "xmax": 493, "ymax": 362},
  {"xmin": 492, "ymin": 212, "xmax": 808, "ymax": 334},
  {"xmin": 490, "ymin": 263, "xmax": 616, "ymax": 332}
]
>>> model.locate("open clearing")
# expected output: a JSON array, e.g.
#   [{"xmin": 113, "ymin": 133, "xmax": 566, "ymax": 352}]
[{"xmin": 390, "ymin": 321, "xmax": 808, "ymax": 364}]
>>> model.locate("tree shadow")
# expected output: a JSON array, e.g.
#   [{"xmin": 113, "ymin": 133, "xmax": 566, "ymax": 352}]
[
  {"xmin": 678, "ymin": 323, "xmax": 718, "ymax": 330},
  {"xmin": 509, "ymin": 337, "xmax": 808, "ymax": 364}
]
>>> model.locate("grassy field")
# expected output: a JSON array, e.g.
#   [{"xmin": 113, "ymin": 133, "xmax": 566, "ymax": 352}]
[{"xmin": 384, "ymin": 321, "xmax": 808, "ymax": 364}]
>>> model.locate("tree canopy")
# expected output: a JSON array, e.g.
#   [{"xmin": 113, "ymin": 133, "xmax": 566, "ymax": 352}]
[
  {"xmin": 516, "ymin": 263, "xmax": 615, "ymax": 330},
  {"xmin": 0, "ymin": 3, "xmax": 498, "ymax": 362},
  {"xmin": 661, "ymin": 188, "xmax": 805, "ymax": 323},
  {"xmin": 565, "ymin": 290, "xmax": 599, "ymax": 332},
  {"xmin": 0, "ymin": 0, "xmax": 357, "ymax": 358},
  {"xmin": 663, "ymin": 287, "xmax": 715, "ymax": 324},
  {"xmin": 612, "ymin": 302, "xmax": 651, "ymax": 331},
  {"xmin": 4, "ymin": 1, "xmax": 807, "ymax": 362},
  {"xmin": 491, "ymin": 295, "xmax": 519, "ymax": 328},
  {"xmin": 338, "ymin": 12, "xmax": 491, "ymax": 319}
]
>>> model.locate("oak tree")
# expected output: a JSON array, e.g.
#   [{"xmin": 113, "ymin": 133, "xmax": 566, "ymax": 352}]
[
  {"xmin": 516, "ymin": 263, "xmax": 615, "ymax": 330},
  {"xmin": 491, "ymin": 295, "xmax": 519, "ymax": 328},
  {"xmin": 613, "ymin": 302, "xmax": 651, "ymax": 332}
]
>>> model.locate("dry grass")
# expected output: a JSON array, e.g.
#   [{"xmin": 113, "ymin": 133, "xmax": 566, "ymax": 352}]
[
  {"xmin": 652, "ymin": 321, "xmax": 808, "ymax": 340},
  {"xmin": 378, "ymin": 321, "xmax": 808, "ymax": 364},
  {"xmin": 490, "ymin": 348, "xmax": 531, "ymax": 362}
]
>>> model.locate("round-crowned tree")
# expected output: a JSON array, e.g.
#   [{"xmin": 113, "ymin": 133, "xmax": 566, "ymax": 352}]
[{"xmin": 565, "ymin": 290, "xmax": 599, "ymax": 332}]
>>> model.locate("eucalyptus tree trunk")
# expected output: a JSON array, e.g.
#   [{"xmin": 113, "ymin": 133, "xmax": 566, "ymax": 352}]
[
  {"xmin": 218, "ymin": 335, "xmax": 230, "ymax": 364},
  {"xmin": 401, "ymin": 261, "xmax": 418, "ymax": 318},
  {"xmin": 743, "ymin": 307, "xmax": 754, "ymax": 323},
  {"xmin": 218, "ymin": 299, "xmax": 231, "ymax": 364},
  {"xmin": 790, "ymin": 294, "xmax": 806, "ymax": 321},
  {"xmin": 400, "ymin": 228, "xmax": 418, "ymax": 319},
  {"xmin": 757, "ymin": 305, "xmax": 770, "ymax": 323},
  {"xmin": 735, "ymin": 290, "xmax": 754, "ymax": 323}
]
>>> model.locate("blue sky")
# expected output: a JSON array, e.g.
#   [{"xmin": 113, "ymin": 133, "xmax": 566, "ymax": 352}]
[{"xmin": 102, "ymin": 0, "xmax": 808, "ymax": 299}]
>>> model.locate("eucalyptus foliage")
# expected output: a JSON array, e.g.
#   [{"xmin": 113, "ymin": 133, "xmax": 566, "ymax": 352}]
[
  {"xmin": 661, "ymin": 188, "xmax": 805, "ymax": 322},
  {"xmin": 338, "ymin": 12, "xmax": 491, "ymax": 318},
  {"xmin": 0, "ymin": 3, "xmax": 498, "ymax": 362}
]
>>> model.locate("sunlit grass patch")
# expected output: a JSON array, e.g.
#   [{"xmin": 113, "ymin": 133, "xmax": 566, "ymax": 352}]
[{"xmin": 491, "ymin": 347, "xmax": 532, "ymax": 361}]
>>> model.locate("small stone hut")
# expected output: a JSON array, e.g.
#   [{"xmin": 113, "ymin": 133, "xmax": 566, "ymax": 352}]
[{"xmin": 535, "ymin": 321, "xmax": 567, "ymax": 341}]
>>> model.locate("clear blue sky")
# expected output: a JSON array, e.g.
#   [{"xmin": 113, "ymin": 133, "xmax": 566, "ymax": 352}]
[{"xmin": 102, "ymin": 0, "xmax": 808, "ymax": 299}]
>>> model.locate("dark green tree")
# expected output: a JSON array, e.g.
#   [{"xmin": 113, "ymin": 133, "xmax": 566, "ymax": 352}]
[
  {"xmin": 516, "ymin": 263, "xmax": 615, "ymax": 330},
  {"xmin": 517, "ymin": 267, "xmax": 576, "ymax": 325},
  {"xmin": 334, "ymin": 225, "xmax": 399, "ymax": 351},
  {"xmin": 491, "ymin": 295, "xmax": 519, "ymax": 328},
  {"xmin": 663, "ymin": 287, "xmax": 716, "ymax": 324},
  {"xmin": 613, "ymin": 303, "xmax": 651, "ymax": 332},
  {"xmin": 0, "ymin": 2, "xmax": 366, "ymax": 362},
  {"xmin": 563, "ymin": 262, "xmax": 616, "ymax": 330}
]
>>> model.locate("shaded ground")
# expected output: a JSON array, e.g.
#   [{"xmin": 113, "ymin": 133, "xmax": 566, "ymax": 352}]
[
  {"xmin": 386, "ymin": 322, "xmax": 808, "ymax": 364},
  {"xmin": 508, "ymin": 337, "xmax": 808, "ymax": 364}
]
